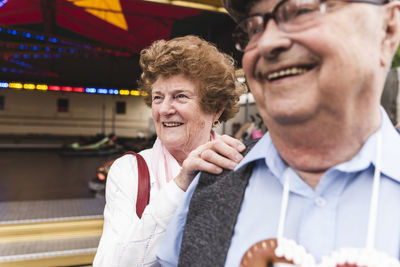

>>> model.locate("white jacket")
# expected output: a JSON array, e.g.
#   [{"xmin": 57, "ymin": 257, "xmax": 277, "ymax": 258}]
[{"xmin": 93, "ymin": 147, "xmax": 185, "ymax": 267}]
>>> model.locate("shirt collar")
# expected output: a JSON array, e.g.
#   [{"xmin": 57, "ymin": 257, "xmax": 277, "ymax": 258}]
[
  {"xmin": 235, "ymin": 107, "xmax": 400, "ymax": 183},
  {"xmin": 235, "ymin": 132, "xmax": 286, "ymax": 178},
  {"xmin": 335, "ymin": 107, "xmax": 400, "ymax": 183},
  {"xmin": 376, "ymin": 107, "xmax": 400, "ymax": 181}
]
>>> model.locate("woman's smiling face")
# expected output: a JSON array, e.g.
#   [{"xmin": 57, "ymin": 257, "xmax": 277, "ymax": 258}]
[{"xmin": 151, "ymin": 74, "xmax": 218, "ymax": 156}]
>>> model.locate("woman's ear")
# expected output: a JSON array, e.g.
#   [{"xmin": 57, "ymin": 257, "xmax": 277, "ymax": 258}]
[
  {"xmin": 214, "ymin": 110, "xmax": 224, "ymax": 122},
  {"xmin": 381, "ymin": 2, "xmax": 400, "ymax": 67}
]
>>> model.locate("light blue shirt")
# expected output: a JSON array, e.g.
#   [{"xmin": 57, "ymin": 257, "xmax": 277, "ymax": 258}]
[{"xmin": 157, "ymin": 108, "xmax": 400, "ymax": 266}]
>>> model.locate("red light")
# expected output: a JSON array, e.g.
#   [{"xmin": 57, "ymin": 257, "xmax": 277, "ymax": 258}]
[
  {"xmin": 48, "ymin": 85, "xmax": 60, "ymax": 91},
  {"xmin": 61, "ymin": 86, "xmax": 72, "ymax": 91},
  {"xmin": 73, "ymin": 87, "xmax": 84, "ymax": 92}
]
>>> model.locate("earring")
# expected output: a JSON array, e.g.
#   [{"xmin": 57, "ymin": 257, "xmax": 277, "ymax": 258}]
[{"xmin": 213, "ymin": 120, "xmax": 221, "ymax": 128}]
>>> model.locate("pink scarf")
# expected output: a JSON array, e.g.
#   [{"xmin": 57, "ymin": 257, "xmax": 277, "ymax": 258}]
[{"xmin": 150, "ymin": 130, "xmax": 218, "ymax": 189}]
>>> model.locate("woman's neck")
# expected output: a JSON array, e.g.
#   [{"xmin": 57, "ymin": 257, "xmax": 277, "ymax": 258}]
[{"xmin": 166, "ymin": 130, "xmax": 215, "ymax": 166}]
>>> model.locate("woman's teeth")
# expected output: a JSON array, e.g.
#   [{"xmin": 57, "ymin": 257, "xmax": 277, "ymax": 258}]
[{"xmin": 163, "ymin": 122, "xmax": 183, "ymax": 127}]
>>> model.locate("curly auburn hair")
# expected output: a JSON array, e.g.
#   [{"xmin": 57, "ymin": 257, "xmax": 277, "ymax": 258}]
[{"xmin": 139, "ymin": 35, "xmax": 246, "ymax": 122}]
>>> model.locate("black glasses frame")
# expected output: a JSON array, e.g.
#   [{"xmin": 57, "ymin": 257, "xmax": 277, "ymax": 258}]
[{"xmin": 233, "ymin": 0, "xmax": 390, "ymax": 52}]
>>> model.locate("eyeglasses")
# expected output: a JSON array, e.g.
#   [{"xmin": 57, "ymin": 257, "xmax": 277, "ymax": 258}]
[{"xmin": 233, "ymin": 0, "xmax": 389, "ymax": 52}]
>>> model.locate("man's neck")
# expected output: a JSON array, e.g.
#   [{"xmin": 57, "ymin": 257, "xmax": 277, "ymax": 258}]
[{"xmin": 269, "ymin": 109, "xmax": 381, "ymax": 189}]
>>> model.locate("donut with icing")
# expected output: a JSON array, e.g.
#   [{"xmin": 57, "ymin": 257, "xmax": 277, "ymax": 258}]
[{"xmin": 240, "ymin": 238, "xmax": 295, "ymax": 267}]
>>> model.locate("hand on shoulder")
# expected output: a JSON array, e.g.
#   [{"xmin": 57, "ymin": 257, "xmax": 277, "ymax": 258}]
[{"xmin": 174, "ymin": 135, "xmax": 246, "ymax": 191}]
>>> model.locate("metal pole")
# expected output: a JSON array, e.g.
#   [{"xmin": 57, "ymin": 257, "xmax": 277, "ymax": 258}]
[
  {"xmin": 111, "ymin": 101, "xmax": 116, "ymax": 134},
  {"xmin": 101, "ymin": 100, "xmax": 105, "ymax": 135}
]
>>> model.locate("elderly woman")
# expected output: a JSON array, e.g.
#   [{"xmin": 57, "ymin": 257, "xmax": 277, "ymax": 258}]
[{"xmin": 93, "ymin": 35, "xmax": 246, "ymax": 267}]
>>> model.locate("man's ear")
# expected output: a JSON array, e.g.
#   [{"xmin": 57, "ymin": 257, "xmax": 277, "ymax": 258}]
[{"xmin": 381, "ymin": 2, "xmax": 400, "ymax": 67}]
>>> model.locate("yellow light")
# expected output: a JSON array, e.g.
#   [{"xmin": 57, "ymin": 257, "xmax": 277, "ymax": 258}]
[
  {"xmin": 140, "ymin": 0, "xmax": 227, "ymax": 13},
  {"xmin": 141, "ymin": 91, "xmax": 148, "ymax": 97},
  {"xmin": 36, "ymin": 84, "xmax": 48, "ymax": 90},
  {"xmin": 23, "ymin": 83, "xmax": 36, "ymax": 90},
  {"xmin": 130, "ymin": 90, "xmax": 140, "ymax": 96},
  {"xmin": 120, "ymin": 89, "xmax": 130, "ymax": 95},
  {"xmin": 9, "ymin": 83, "xmax": 23, "ymax": 89},
  {"xmin": 68, "ymin": 0, "xmax": 128, "ymax": 30}
]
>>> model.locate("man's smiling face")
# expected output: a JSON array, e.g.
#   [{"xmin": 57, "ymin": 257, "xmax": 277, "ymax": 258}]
[{"xmin": 242, "ymin": 0, "xmax": 385, "ymax": 127}]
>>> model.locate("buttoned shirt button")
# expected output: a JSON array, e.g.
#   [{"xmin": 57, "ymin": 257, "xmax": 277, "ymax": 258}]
[{"xmin": 314, "ymin": 196, "xmax": 326, "ymax": 207}]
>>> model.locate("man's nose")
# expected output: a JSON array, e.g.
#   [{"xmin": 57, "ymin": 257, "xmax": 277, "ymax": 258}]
[{"xmin": 256, "ymin": 19, "xmax": 291, "ymax": 59}]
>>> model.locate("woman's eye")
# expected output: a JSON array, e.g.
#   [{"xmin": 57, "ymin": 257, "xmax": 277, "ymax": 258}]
[
  {"xmin": 176, "ymin": 94, "xmax": 187, "ymax": 99},
  {"xmin": 152, "ymin": 95, "xmax": 162, "ymax": 102}
]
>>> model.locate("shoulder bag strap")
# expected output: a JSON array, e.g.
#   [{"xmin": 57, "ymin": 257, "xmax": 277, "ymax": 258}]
[{"xmin": 123, "ymin": 151, "xmax": 150, "ymax": 218}]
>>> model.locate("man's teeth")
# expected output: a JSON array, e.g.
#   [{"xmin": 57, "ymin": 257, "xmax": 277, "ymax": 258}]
[
  {"xmin": 163, "ymin": 122, "xmax": 183, "ymax": 127},
  {"xmin": 267, "ymin": 67, "xmax": 307, "ymax": 80}
]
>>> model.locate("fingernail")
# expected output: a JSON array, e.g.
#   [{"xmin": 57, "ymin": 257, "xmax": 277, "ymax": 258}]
[
  {"xmin": 235, "ymin": 154, "xmax": 243, "ymax": 162},
  {"xmin": 238, "ymin": 144, "xmax": 245, "ymax": 151},
  {"xmin": 229, "ymin": 162, "xmax": 237, "ymax": 169},
  {"xmin": 215, "ymin": 167, "xmax": 223, "ymax": 173}
]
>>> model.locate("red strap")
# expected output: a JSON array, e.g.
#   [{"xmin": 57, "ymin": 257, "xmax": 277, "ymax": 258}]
[{"xmin": 123, "ymin": 151, "xmax": 150, "ymax": 219}]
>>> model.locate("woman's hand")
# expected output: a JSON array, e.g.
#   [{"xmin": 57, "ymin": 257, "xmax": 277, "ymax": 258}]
[{"xmin": 174, "ymin": 135, "xmax": 246, "ymax": 191}]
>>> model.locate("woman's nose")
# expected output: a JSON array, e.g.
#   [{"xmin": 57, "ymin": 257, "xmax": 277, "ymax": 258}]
[{"xmin": 159, "ymin": 99, "xmax": 175, "ymax": 115}]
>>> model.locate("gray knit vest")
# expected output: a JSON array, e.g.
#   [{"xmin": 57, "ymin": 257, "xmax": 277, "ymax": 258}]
[{"xmin": 178, "ymin": 139, "xmax": 258, "ymax": 267}]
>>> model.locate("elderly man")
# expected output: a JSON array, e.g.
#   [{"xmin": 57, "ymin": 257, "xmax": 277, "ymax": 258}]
[{"xmin": 157, "ymin": 0, "xmax": 400, "ymax": 266}]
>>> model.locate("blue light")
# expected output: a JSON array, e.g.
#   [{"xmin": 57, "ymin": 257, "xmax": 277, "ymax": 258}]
[
  {"xmin": 97, "ymin": 88, "xmax": 108, "ymax": 94},
  {"xmin": 0, "ymin": 82, "xmax": 8, "ymax": 88},
  {"xmin": 19, "ymin": 45, "xmax": 25, "ymax": 50},
  {"xmin": 85, "ymin": 87, "xmax": 97, "ymax": 94},
  {"xmin": 25, "ymin": 33, "xmax": 31, "ymax": 38},
  {"xmin": 32, "ymin": 46, "xmax": 38, "ymax": 51},
  {"xmin": 0, "ymin": 0, "xmax": 8, "ymax": 8},
  {"xmin": 108, "ymin": 89, "xmax": 118, "ymax": 95},
  {"xmin": 12, "ymin": 30, "xmax": 17, "ymax": 35}
]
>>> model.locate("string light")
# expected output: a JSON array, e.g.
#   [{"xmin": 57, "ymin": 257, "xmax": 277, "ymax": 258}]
[
  {"xmin": 0, "ymin": 80, "xmax": 144, "ymax": 96},
  {"xmin": 0, "ymin": 26, "xmax": 133, "ymax": 57}
]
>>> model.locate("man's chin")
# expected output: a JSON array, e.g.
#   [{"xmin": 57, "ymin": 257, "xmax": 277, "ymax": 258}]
[{"xmin": 267, "ymin": 109, "xmax": 316, "ymax": 126}]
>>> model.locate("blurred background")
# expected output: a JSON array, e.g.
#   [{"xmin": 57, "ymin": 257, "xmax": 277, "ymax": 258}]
[
  {"xmin": 0, "ymin": 1, "xmax": 262, "ymax": 266},
  {"xmin": 0, "ymin": 1, "xmax": 399, "ymax": 266}
]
